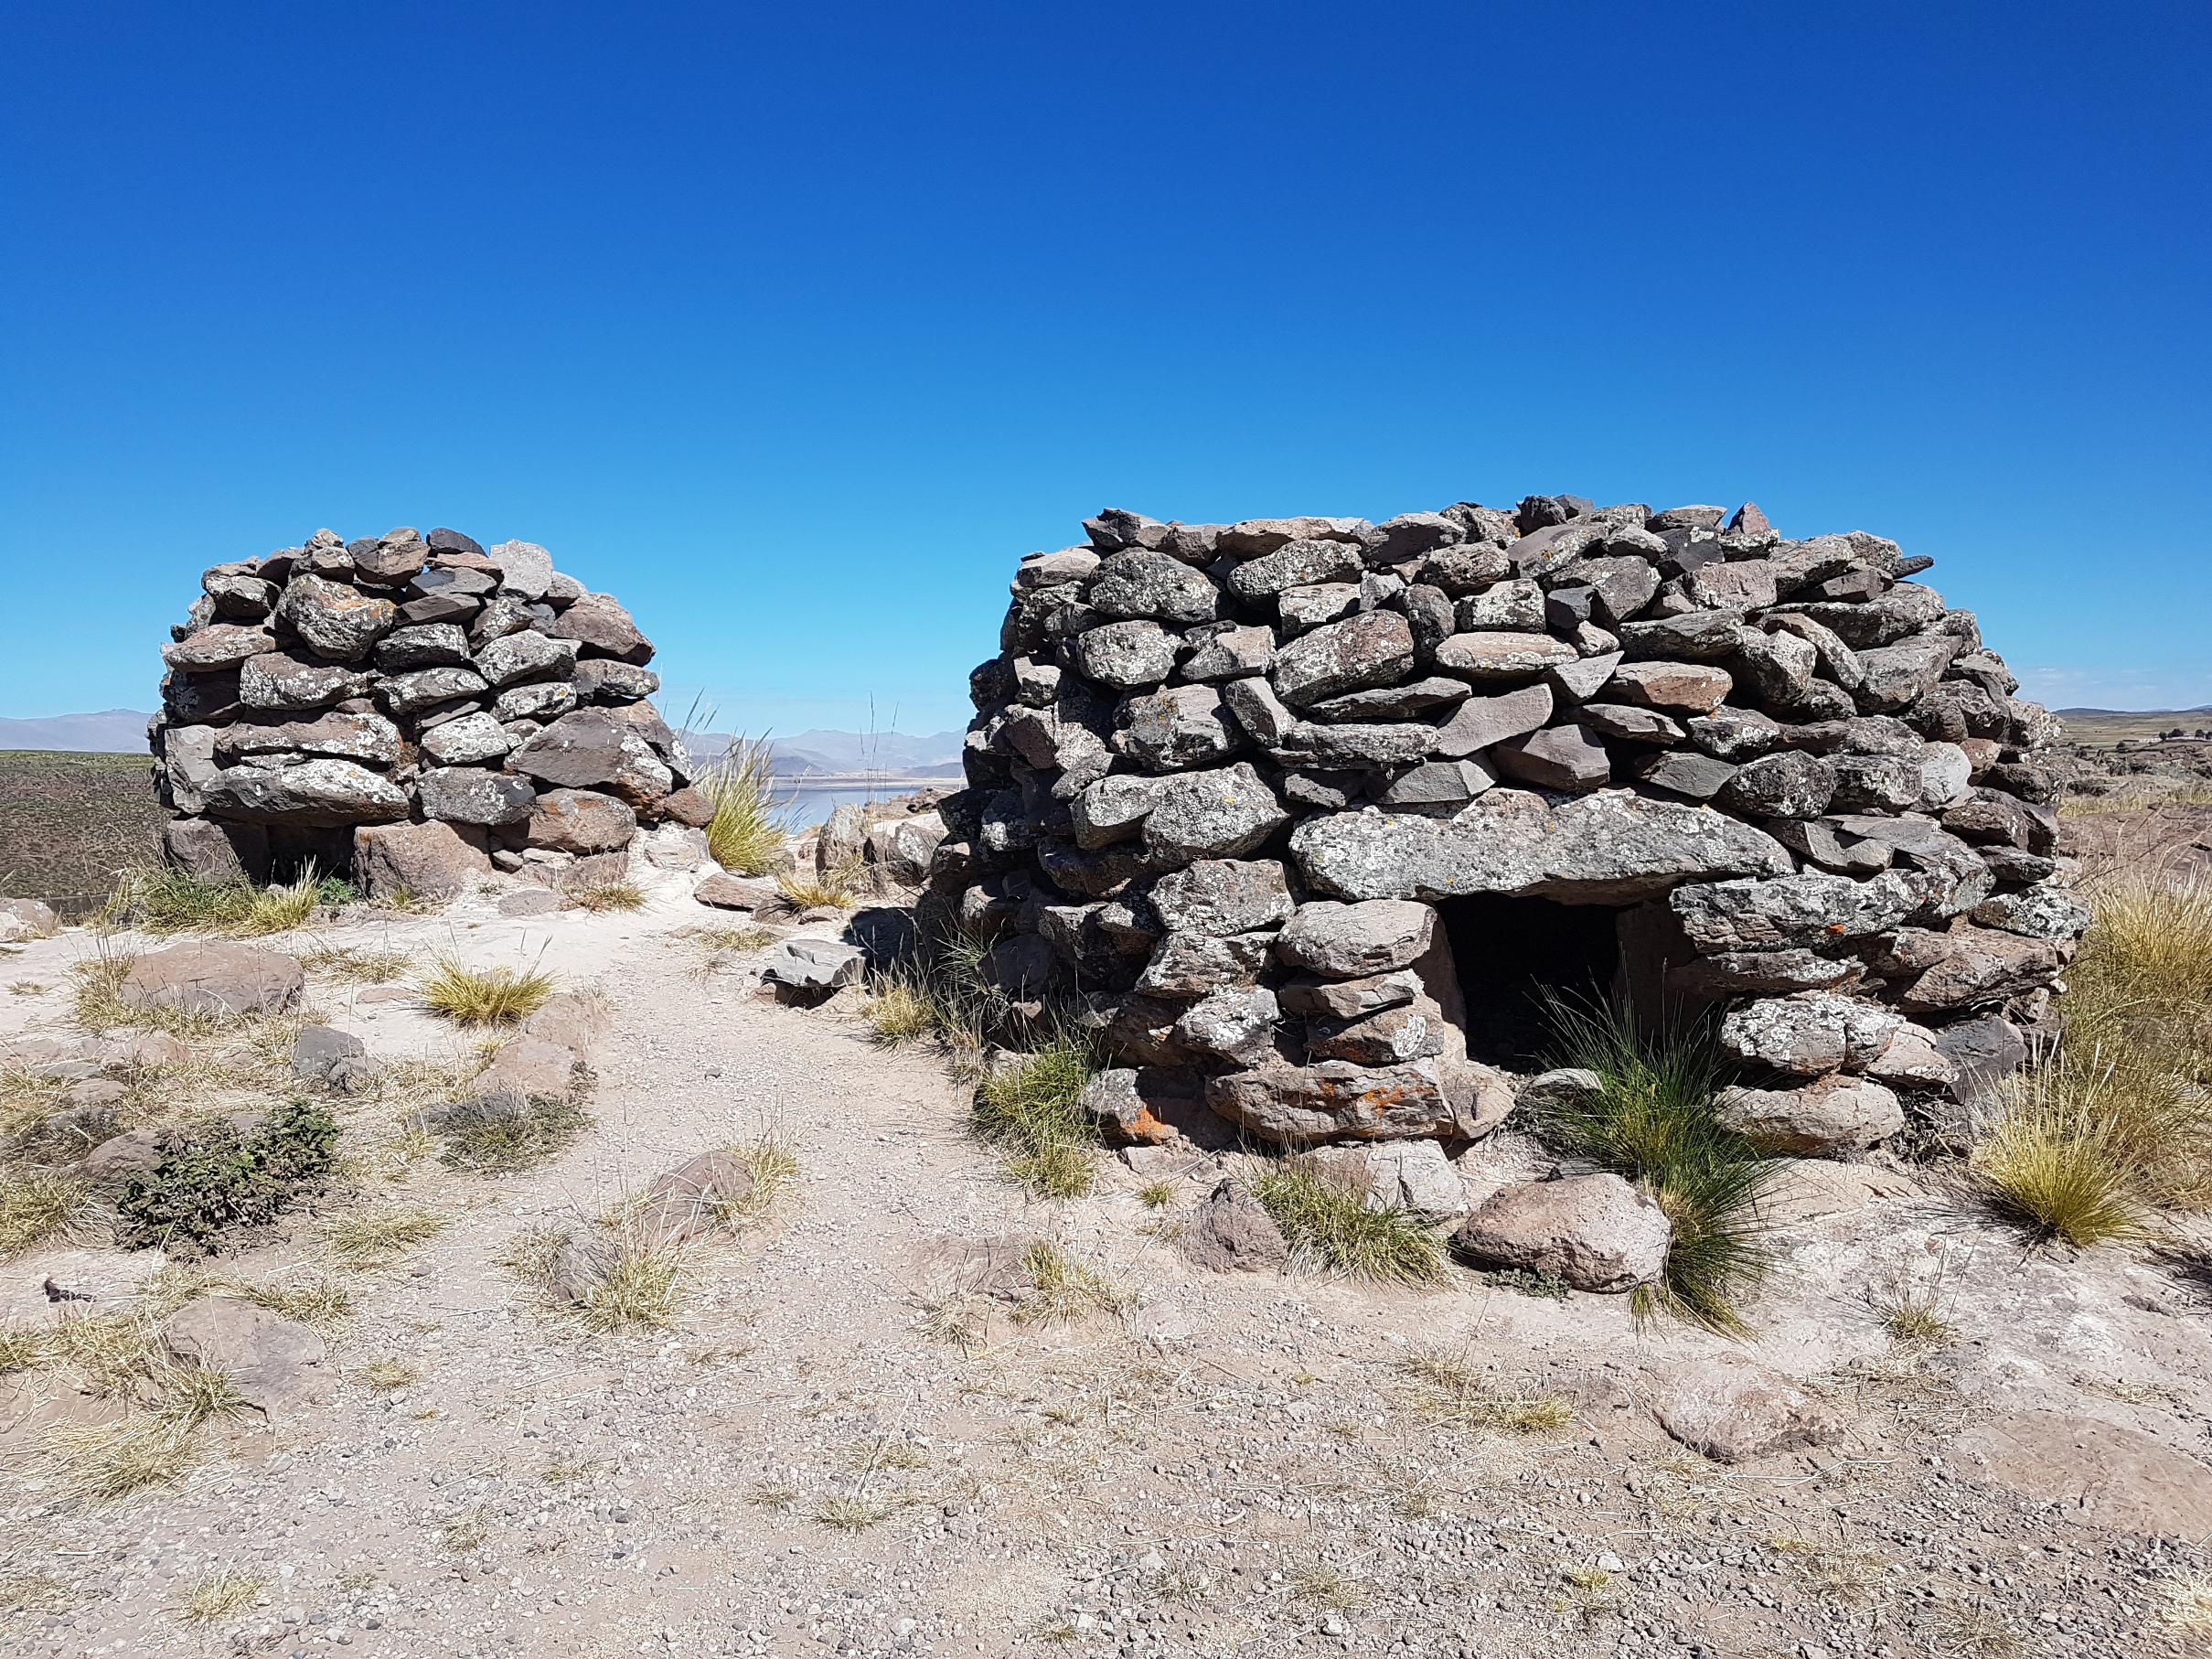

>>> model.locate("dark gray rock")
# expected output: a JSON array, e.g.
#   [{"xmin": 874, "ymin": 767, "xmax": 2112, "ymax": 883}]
[
  {"xmin": 1269, "ymin": 610, "xmax": 1416, "ymax": 706},
  {"xmin": 1496, "ymin": 724, "xmax": 1613, "ymax": 792}
]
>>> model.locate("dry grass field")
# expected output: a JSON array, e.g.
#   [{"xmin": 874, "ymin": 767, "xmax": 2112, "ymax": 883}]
[{"xmin": 0, "ymin": 751, "xmax": 164, "ymax": 904}]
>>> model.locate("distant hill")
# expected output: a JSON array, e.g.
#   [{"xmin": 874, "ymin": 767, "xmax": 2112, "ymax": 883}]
[
  {"xmin": 0, "ymin": 710, "xmax": 152, "ymax": 753},
  {"xmin": 684, "ymin": 728, "xmax": 964, "ymax": 777},
  {"xmin": 2055, "ymin": 708, "xmax": 2212, "ymax": 747}
]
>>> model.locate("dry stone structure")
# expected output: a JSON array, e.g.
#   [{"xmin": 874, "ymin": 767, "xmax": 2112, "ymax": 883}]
[
  {"xmin": 152, "ymin": 526, "xmax": 708, "ymax": 896},
  {"xmin": 932, "ymin": 496, "xmax": 2081, "ymax": 1159}
]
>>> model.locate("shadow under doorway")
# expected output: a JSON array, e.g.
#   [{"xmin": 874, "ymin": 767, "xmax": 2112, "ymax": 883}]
[{"xmin": 1439, "ymin": 894, "xmax": 1627, "ymax": 1070}]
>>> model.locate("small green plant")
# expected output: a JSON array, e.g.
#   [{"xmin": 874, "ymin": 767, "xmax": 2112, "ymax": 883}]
[
  {"xmin": 694, "ymin": 735, "xmax": 796, "ymax": 876},
  {"xmin": 1136, "ymin": 1179, "xmax": 1175, "ymax": 1209},
  {"xmin": 419, "ymin": 954, "xmax": 558, "ymax": 1026},
  {"xmin": 971, "ymin": 1032, "xmax": 1102, "ymax": 1199},
  {"xmin": 1479, "ymin": 1265, "xmax": 1572, "ymax": 1300},
  {"xmin": 108, "ymin": 865, "xmax": 333, "ymax": 937},
  {"xmin": 862, "ymin": 972, "xmax": 937, "ymax": 1045},
  {"xmin": 114, "ymin": 1101, "xmax": 340, "ymax": 1252},
  {"xmin": 1012, "ymin": 1239, "xmax": 1133, "ymax": 1325},
  {"xmin": 181, "ymin": 1568, "xmax": 265, "ymax": 1623},
  {"xmin": 434, "ymin": 1094, "xmax": 591, "ymax": 1173},
  {"xmin": 0, "ymin": 1169, "xmax": 100, "ymax": 1258},
  {"xmin": 1251, "ymin": 1164, "xmax": 1447, "ymax": 1285},
  {"xmin": 1537, "ymin": 994, "xmax": 1773, "ymax": 1333},
  {"xmin": 571, "ymin": 882, "xmax": 645, "ymax": 913}
]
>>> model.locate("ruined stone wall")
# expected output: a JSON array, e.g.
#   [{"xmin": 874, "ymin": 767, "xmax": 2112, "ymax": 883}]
[
  {"xmin": 152, "ymin": 526, "xmax": 709, "ymax": 896},
  {"xmin": 933, "ymin": 497, "xmax": 2078, "ymax": 1156}
]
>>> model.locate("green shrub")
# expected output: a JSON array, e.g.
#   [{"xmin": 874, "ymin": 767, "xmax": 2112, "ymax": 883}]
[
  {"xmin": 1537, "ymin": 994, "xmax": 1774, "ymax": 1333},
  {"xmin": 115, "ymin": 1101, "xmax": 340, "ymax": 1251}
]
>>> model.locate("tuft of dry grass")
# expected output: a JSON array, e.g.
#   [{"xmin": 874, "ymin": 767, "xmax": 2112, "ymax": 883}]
[
  {"xmin": 576, "ymin": 1237, "xmax": 688, "ymax": 1334},
  {"xmin": 326, "ymin": 1206, "xmax": 445, "ymax": 1268},
  {"xmin": 570, "ymin": 882, "xmax": 645, "ymax": 913},
  {"xmin": 299, "ymin": 944, "xmax": 411, "ymax": 983},
  {"xmin": 695, "ymin": 735, "xmax": 796, "ymax": 877},
  {"xmin": 812, "ymin": 1493, "xmax": 888, "ymax": 1531},
  {"xmin": 362, "ymin": 1357, "xmax": 420, "ymax": 1393},
  {"xmin": 104, "ymin": 865, "xmax": 333, "ymax": 939},
  {"xmin": 1253, "ymin": 1164, "xmax": 1447, "ymax": 1286},
  {"xmin": 419, "ymin": 954, "xmax": 558, "ymax": 1027},
  {"xmin": 2164, "ymin": 1572, "xmax": 2212, "ymax": 1639},
  {"xmin": 861, "ymin": 972, "xmax": 937, "ymax": 1046},
  {"xmin": 1865, "ymin": 1255, "xmax": 1959, "ymax": 1345},
  {"xmin": 0, "ymin": 1169, "xmax": 102, "ymax": 1258},
  {"xmin": 236, "ymin": 1274, "xmax": 353, "ymax": 1330},
  {"xmin": 972, "ymin": 1033, "xmax": 1102, "ymax": 1200},
  {"xmin": 1396, "ymin": 1349, "xmax": 1576, "ymax": 1434},
  {"xmin": 1136, "ymin": 1179, "xmax": 1175, "ymax": 1209},
  {"xmin": 180, "ymin": 1568, "xmax": 265, "ymax": 1623},
  {"xmin": 1766, "ymin": 1533, "xmax": 1890, "ymax": 1603},
  {"xmin": 1011, "ymin": 1239, "xmax": 1133, "ymax": 1326},
  {"xmin": 711, "ymin": 1131, "xmax": 801, "ymax": 1231},
  {"xmin": 1288, "ymin": 1566, "xmax": 1372, "ymax": 1612},
  {"xmin": 40, "ymin": 1360, "xmax": 247, "ymax": 1501},
  {"xmin": 776, "ymin": 862, "xmax": 865, "ymax": 910}
]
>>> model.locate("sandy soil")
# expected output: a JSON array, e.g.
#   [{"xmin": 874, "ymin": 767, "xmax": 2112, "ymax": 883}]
[{"xmin": 2, "ymin": 867, "xmax": 2209, "ymax": 1659}]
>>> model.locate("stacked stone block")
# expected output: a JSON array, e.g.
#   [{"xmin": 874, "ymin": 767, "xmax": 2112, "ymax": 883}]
[
  {"xmin": 152, "ymin": 526, "xmax": 705, "ymax": 893},
  {"xmin": 933, "ymin": 497, "xmax": 2080, "ymax": 1156}
]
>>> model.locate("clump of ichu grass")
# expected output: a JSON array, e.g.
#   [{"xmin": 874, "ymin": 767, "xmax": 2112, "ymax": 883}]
[
  {"xmin": 0, "ymin": 1169, "xmax": 102, "ymax": 1258},
  {"xmin": 102, "ymin": 865, "xmax": 344, "ymax": 938},
  {"xmin": 326, "ymin": 1206, "xmax": 446, "ymax": 1267},
  {"xmin": 971, "ymin": 1032, "xmax": 1103, "ymax": 1199},
  {"xmin": 1536, "ymin": 993, "xmax": 1773, "ymax": 1334},
  {"xmin": 694, "ymin": 734, "xmax": 796, "ymax": 877},
  {"xmin": 1010, "ymin": 1238, "xmax": 1134, "ymax": 1325},
  {"xmin": 570, "ymin": 882, "xmax": 645, "ymax": 914},
  {"xmin": 419, "ymin": 953, "xmax": 558, "ymax": 1026},
  {"xmin": 776, "ymin": 860, "xmax": 866, "ymax": 911},
  {"xmin": 1251, "ymin": 1164, "xmax": 1447, "ymax": 1286}
]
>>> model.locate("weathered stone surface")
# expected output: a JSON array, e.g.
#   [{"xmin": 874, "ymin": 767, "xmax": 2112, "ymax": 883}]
[
  {"xmin": 1454, "ymin": 578, "xmax": 1546, "ymax": 632},
  {"xmin": 1604, "ymin": 660, "xmax": 1733, "ymax": 713},
  {"xmin": 1120, "ymin": 683, "xmax": 1246, "ymax": 771},
  {"xmin": 1971, "ymin": 887, "xmax": 2091, "ymax": 941},
  {"xmin": 352, "ymin": 819, "xmax": 494, "ymax": 899},
  {"xmin": 1576, "ymin": 702, "xmax": 1683, "ymax": 744},
  {"xmin": 1064, "ymin": 619, "xmax": 1178, "ymax": 688},
  {"xmin": 1654, "ymin": 1354, "xmax": 1843, "ymax": 1464},
  {"xmin": 1273, "ymin": 721, "xmax": 1435, "ymax": 768},
  {"xmin": 1204, "ymin": 1059, "xmax": 1463, "ymax": 1144},
  {"xmin": 1217, "ymin": 517, "xmax": 1370, "ymax": 558},
  {"xmin": 1667, "ymin": 948, "xmax": 1862, "ymax": 998},
  {"xmin": 1427, "ymin": 683, "xmax": 1554, "ymax": 757},
  {"xmin": 200, "ymin": 758, "xmax": 410, "ymax": 826},
  {"xmin": 1087, "ymin": 551, "xmax": 1221, "ymax": 624},
  {"xmin": 1227, "ymin": 538, "xmax": 1364, "ymax": 602},
  {"xmin": 1136, "ymin": 931, "xmax": 1276, "ymax": 999},
  {"xmin": 486, "ymin": 540, "xmax": 555, "ymax": 601},
  {"xmin": 1181, "ymin": 1182, "xmax": 1289, "ymax": 1273},
  {"xmin": 1302, "ymin": 1139, "xmax": 1467, "ymax": 1221},
  {"xmin": 1669, "ymin": 872, "xmax": 1918, "ymax": 953},
  {"xmin": 374, "ymin": 622, "xmax": 472, "ymax": 672},
  {"xmin": 416, "ymin": 765, "xmax": 537, "ymax": 826},
  {"xmin": 545, "ymin": 593, "xmax": 654, "ymax": 665},
  {"xmin": 1149, "ymin": 859, "xmax": 1294, "ymax": 937},
  {"xmin": 1291, "ymin": 789, "xmax": 1790, "ymax": 904},
  {"xmin": 121, "ymin": 943, "xmax": 305, "ymax": 1016},
  {"xmin": 274, "ymin": 573, "xmax": 397, "ymax": 661},
  {"xmin": 1686, "ymin": 707, "xmax": 1782, "ymax": 760},
  {"xmin": 693, "ymin": 872, "xmax": 780, "ymax": 911},
  {"xmin": 1715, "ymin": 749, "xmax": 1833, "ymax": 819},
  {"xmin": 1277, "ymin": 969, "xmax": 1420, "ymax": 1020},
  {"xmin": 419, "ymin": 710, "xmax": 515, "ymax": 766},
  {"xmin": 1276, "ymin": 899, "xmax": 1434, "ymax": 978},
  {"xmin": 1619, "ymin": 613, "xmax": 1744, "ymax": 661},
  {"xmin": 1713, "ymin": 1075, "xmax": 1905, "ymax": 1154},
  {"xmin": 1432, "ymin": 631, "xmax": 1578, "ymax": 680},
  {"xmin": 0, "ymin": 898, "xmax": 60, "ymax": 943},
  {"xmin": 213, "ymin": 711, "xmax": 401, "ymax": 768},
  {"xmin": 164, "ymin": 1300, "xmax": 335, "ymax": 1417},
  {"xmin": 1375, "ymin": 757, "xmax": 1497, "ymax": 814},
  {"xmin": 1180, "ymin": 623, "xmax": 1276, "ymax": 681},
  {"xmin": 1453, "ymin": 1173, "xmax": 1669, "ymax": 1291},
  {"xmin": 1306, "ymin": 1001, "xmax": 1442, "ymax": 1065},
  {"xmin": 639, "ymin": 1150, "xmax": 754, "ymax": 1245},
  {"xmin": 1896, "ymin": 926, "xmax": 2065, "ymax": 1013},
  {"xmin": 161, "ymin": 816, "xmax": 268, "ymax": 883},
  {"xmin": 240, "ymin": 650, "xmax": 378, "ymax": 711},
  {"xmin": 290, "ymin": 1022, "xmax": 367, "ymax": 1086},
  {"xmin": 475, "ymin": 629, "xmax": 580, "ymax": 688},
  {"xmin": 762, "ymin": 937, "xmax": 867, "ymax": 992},
  {"xmin": 1719, "ymin": 993, "xmax": 1902, "ymax": 1076},
  {"xmin": 1140, "ymin": 763, "xmax": 1289, "ymax": 867},
  {"xmin": 380, "ymin": 664, "xmax": 490, "ymax": 716},
  {"xmin": 163, "ymin": 623, "xmax": 278, "ymax": 671},
  {"xmin": 1070, "ymin": 774, "xmax": 1168, "ymax": 849},
  {"xmin": 526, "ymin": 787, "xmax": 639, "ymax": 853},
  {"xmin": 1173, "ymin": 986, "xmax": 1282, "ymax": 1065},
  {"xmin": 1304, "ymin": 676, "xmax": 1471, "ymax": 723},
  {"xmin": 571, "ymin": 659, "xmax": 660, "ymax": 703},
  {"xmin": 1495, "ymin": 723, "xmax": 1612, "ymax": 792},
  {"xmin": 1952, "ymin": 1411, "xmax": 2212, "ymax": 1536},
  {"xmin": 1269, "ymin": 610, "xmax": 1416, "ymax": 706},
  {"xmin": 866, "ymin": 813, "xmax": 948, "ymax": 886},
  {"xmin": 508, "ymin": 708, "xmax": 671, "ymax": 805}
]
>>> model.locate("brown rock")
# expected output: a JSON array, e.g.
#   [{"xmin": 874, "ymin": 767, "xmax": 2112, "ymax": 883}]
[
  {"xmin": 352, "ymin": 819, "xmax": 493, "ymax": 901},
  {"xmin": 473, "ymin": 1034, "xmax": 580, "ymax": 1105},
  {"xmin": 1181, "ymin": 1182, "xmax": 1289, "ymax": 1273},
  {"xmin": 545, "ymin": 593, "xmax": 655, "ymax": 665},
  {"xmin": 661, "ymin": 786, "xmax": 718, "ymax": 827},
  {"xmin": 527, "ymin": 787, "xmax": 640, "ymax": 853},
  {"xmin": 694, "ymin": 872, "xmax": 779, "ymax": 910},
  {"xmin": 119, "ymin": 942, "xmax": 305, "ymax": 1017},
  {"xmin": 163, "ymin": 1300, "xmax": 336, "ymax": 1418},
  {"xmin": 1202, "ymin": 1058, "xmax": 1464, "ymax": 1144},
  {"xmin": 1604, "ymin": 660, "xmax": 1734, "ymax": 714},
  {"xmin": 1453, "ymin": 1173, "xmax": 1670, "ymax": 1291},
  {"xmin": 640, "ymin": 1150, "xmax": 754, "ymax": 1245},
  {"xmin": 1653, "ymin": 1353, "xmax": 1845, "ymax": 1464}
]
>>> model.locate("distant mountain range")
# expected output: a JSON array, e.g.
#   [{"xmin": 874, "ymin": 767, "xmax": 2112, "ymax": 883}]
[{"xmin": 0, "ymin": 710, "xmax": 150, "ymax": 752}]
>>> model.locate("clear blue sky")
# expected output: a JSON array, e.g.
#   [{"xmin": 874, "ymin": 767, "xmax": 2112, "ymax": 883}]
[{"xmin": 4, "ymin": 2, "xmax": 2207, "ymax": 736}]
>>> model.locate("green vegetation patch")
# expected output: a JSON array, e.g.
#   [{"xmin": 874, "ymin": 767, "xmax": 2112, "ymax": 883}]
[{"xmin": 115, "ymin": 1100, "xmax": 340, "ymax": 1252}]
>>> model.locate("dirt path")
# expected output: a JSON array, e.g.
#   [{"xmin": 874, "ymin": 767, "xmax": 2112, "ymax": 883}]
[{"xmin": 2, "ymin": 881, "xmax": 2209, "ymax": 1659}]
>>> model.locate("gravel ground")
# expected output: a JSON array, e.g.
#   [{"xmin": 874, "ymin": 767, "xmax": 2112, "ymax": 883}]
[{"xmin": 2, "ymin": 873, "xmax": 2208, "ymax": 1659}]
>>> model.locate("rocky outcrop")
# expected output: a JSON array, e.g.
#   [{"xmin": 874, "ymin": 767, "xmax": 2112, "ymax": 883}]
[
  {"xmin": 933, "ymin": 496, "xmax": 2077, "ymax": 1158},
  {"xmin": 152, "ymin": 527, "xmax": 682, "ymax": 881}
]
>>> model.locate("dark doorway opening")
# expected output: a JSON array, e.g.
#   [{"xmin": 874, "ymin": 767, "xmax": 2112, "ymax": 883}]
[{"xmin": 1439, "ymin": 894, "xmax": 1624, "ymax": 1069}]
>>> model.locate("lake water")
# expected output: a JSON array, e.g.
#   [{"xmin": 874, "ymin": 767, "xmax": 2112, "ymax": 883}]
[{"xmin": 780, "ymin": 786, "xmax": 931, "ymax": 829}]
